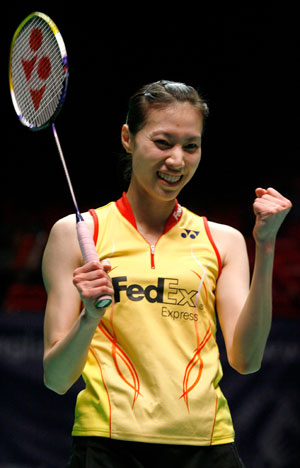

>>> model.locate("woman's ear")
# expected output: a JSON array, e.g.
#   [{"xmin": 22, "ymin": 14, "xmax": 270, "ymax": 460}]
[{"xmin": 121, "ymin": 124, "xmax": 133, "ymax": 153}]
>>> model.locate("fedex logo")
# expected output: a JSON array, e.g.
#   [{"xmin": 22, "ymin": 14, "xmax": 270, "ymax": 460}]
[{"xmin": 112, "ymin": 276, "xmax": 198, "ymax": 307}]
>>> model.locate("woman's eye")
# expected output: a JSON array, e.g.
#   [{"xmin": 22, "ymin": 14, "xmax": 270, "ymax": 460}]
[
  {"xmin": 184, "ymin": 144, "xmax": 199, "ymax": 152},
  {"xmin": 155, "ymin": 140, "xmax": 171, "ymax": 149}
]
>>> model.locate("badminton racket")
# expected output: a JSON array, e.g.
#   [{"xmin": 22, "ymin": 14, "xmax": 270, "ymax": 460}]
[{"xmin": 9, "ymin": 11, "xmax": 112, "ymax": 309}]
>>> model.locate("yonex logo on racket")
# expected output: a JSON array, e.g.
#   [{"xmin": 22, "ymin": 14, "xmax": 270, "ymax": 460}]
[
  {"xmin": 21, "ymin": 27, "xmax": 52, "ymax": 111},
  {"xmin": 10, "ymin": 12, "xmax": 68, "ymax": 129}
]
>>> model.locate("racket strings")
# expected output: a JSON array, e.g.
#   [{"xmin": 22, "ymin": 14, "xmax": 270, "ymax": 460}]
[{"xmin": 11, "ymin": 16, "xmax": 67, "ymax": 128}]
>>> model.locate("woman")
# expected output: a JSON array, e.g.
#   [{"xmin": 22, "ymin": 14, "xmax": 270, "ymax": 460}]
[{"xmin": 42, "ymin": 80, "xmax": 292, "ymax": 467}]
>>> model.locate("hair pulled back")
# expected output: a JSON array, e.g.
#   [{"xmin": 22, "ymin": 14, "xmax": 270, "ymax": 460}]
[{"xmin": 126, "ymin": 80, "xmax": 209, "ymax": 135}]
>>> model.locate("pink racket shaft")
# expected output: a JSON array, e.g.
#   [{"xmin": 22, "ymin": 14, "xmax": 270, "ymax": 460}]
[{"xmin": 76, "ymin": 221, "xmax": 112, "ymax": 309}]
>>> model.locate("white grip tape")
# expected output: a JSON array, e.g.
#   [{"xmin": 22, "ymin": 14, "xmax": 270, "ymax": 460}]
[{"xmin": 76, "ymin": 220, "xmax": 112, "ymax": 309}]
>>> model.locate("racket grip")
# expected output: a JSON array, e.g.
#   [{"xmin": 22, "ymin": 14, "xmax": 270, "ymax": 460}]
[{"xmin": 76, "ymin": 220, "xmax": 112, "ymax": 309}]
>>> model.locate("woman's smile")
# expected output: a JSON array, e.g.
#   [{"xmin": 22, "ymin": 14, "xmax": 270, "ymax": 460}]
[{"xmin": 157, "ymin": 171, "xmax": 183, "ymax": 185}]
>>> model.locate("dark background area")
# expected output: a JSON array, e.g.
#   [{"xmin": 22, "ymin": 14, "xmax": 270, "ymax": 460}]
[
  {"xmin": 0, "ymin": 3, "xmax": 299, "ymax": 467},
  {"xmin": 2, "ymin": 3, "xmax": 299, "ymax": 214}
]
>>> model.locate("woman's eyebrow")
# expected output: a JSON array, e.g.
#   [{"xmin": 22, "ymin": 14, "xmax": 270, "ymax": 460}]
[{"xmin": 150, "ymin": 131, "xmax": 201, "ymax": 141}]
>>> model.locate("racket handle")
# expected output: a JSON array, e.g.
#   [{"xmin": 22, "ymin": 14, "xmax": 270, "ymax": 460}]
[{"xmin": 76, "ymin": 220, "xmax": 112, "ymax": 309}]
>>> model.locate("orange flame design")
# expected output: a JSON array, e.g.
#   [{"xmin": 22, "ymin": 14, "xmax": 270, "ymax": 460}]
[
  {"xmin": 98, "ymin": 302, "xmax": 141, "ymax": 408},
  {"xmin": 180, "ymin": 326, "xmax": 212, "ymax": 412},
  {"xmin": 180, "ymin": 270, "xmax": 212, "ymax": 412}
]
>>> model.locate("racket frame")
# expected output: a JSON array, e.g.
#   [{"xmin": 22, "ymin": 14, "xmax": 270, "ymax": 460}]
[{"xmin": 9, "ymin": 11, "xmax": 69, "ymax": 131}]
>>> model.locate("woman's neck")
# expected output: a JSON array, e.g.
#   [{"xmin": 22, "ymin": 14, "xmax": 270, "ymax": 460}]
[{"xmin": 126, "ymin": 186, "xmax": 176, "ymax": 244}]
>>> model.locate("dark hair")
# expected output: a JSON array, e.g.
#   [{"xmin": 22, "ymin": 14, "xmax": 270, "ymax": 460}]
[
  {"xmin": 120, "ymin": 80, "xmax": 209, "ymax": 184},
  {"xmin": 126, "ymin": 80, "xmax": 209, "ymax": 135}
]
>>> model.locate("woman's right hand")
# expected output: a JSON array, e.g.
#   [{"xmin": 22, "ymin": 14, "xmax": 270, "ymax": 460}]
[{"xmin": 72, "ymin": 259, "xmax": 114, "ymax": 320}]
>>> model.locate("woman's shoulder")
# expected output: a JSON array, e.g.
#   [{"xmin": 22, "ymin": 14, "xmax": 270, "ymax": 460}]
[
  {"xmin": 207, "ymin": 220, "xmax": 244, "ymax": 238},
  {"xmin": 207, "ymin": 220, "xmax": 247, "ymax": 264},
  {"xmin": 51, "ymin": 211, "xmax": 94, "ymax": 233},
  {"xmin": 45, "ymin": 212, "xmax": 94, "ymax": 262}
]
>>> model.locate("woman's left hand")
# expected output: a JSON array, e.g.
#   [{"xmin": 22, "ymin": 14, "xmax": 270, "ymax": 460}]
[{"xmin": 253, "ymin": 187, "xmax": 292, "ymax": 245}]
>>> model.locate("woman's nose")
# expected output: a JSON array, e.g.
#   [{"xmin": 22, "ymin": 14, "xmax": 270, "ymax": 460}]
[{"xmin": 166, "ymin": 145, "xmax": 185, "ymax": 169}]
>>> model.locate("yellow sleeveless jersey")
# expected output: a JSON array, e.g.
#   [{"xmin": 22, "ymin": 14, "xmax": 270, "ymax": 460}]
[{"xmin": 72, "ymin": 193, "xmax": 235, "ymax": 446}]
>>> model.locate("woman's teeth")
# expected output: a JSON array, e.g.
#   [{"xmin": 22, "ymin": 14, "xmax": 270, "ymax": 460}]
[{"xmin": 158, "ymin": 172, "xmax": 182, "ymax": 183}]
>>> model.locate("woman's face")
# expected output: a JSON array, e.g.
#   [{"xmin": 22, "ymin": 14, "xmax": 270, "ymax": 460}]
[{"xmin": 122, "ymin": 102, "xmax": 203, "ymax": 203}]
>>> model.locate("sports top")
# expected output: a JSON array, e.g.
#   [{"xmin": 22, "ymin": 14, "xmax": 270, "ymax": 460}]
[{"xmin": 72, "ymin": 193, "xmax": 234, "ymax": 446}]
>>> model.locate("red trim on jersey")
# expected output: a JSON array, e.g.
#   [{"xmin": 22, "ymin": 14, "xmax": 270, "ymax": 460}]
[
  {"xmin": 203, "ymin": 217, "xmax": 223, "ymax": 277},
  {"xmin": 89, "ymin": 209, "xmax": 99, "ymax": 245},
  {"xmin": 89, "ymin": 346, "xmax": 112, "ymax": 437},
  {"xmin": 164, "ymin": 199, "xmax": 182, "ymax": 233},
  {"xmin": 116, "ymin": 193, "xmax": 137, "ymax": 229},
  {"xmin": 116, "ymin": 192, "xmax": 182, "ymax": 233},
  {"xmin": 210, "ymin": 395, "xmax": 219, "ymax": 445}
]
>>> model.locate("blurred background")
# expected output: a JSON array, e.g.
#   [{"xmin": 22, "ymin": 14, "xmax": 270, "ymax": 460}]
[{"xmin": 0, "ymin": 3, "xmax": 299, "ymax": 467}]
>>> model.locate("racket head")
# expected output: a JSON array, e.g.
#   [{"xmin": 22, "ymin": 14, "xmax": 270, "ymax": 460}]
[{"xmin": 9, "ymin": 11, "xmax": 69, "ymax": 131}]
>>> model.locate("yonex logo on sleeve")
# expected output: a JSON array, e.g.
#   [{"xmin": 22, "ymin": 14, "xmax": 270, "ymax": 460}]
[{"xmin": 181, "ymin": 229, "xmax": 199, "ymax": 239}]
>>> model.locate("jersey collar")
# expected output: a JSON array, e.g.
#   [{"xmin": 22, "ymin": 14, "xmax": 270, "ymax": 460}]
[{"xmin": 116, "ymin": 192, "xmax": 182, "ymax": 234}]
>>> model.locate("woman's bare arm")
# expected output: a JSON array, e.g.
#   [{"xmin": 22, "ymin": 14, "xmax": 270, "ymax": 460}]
[
  {"xmin": 42, "ymin": 214, "xmax": 113, "ymax": 394},
  {"xmin": 212, "ymin": 188, "xmax": 292, "ymax": 374}
]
